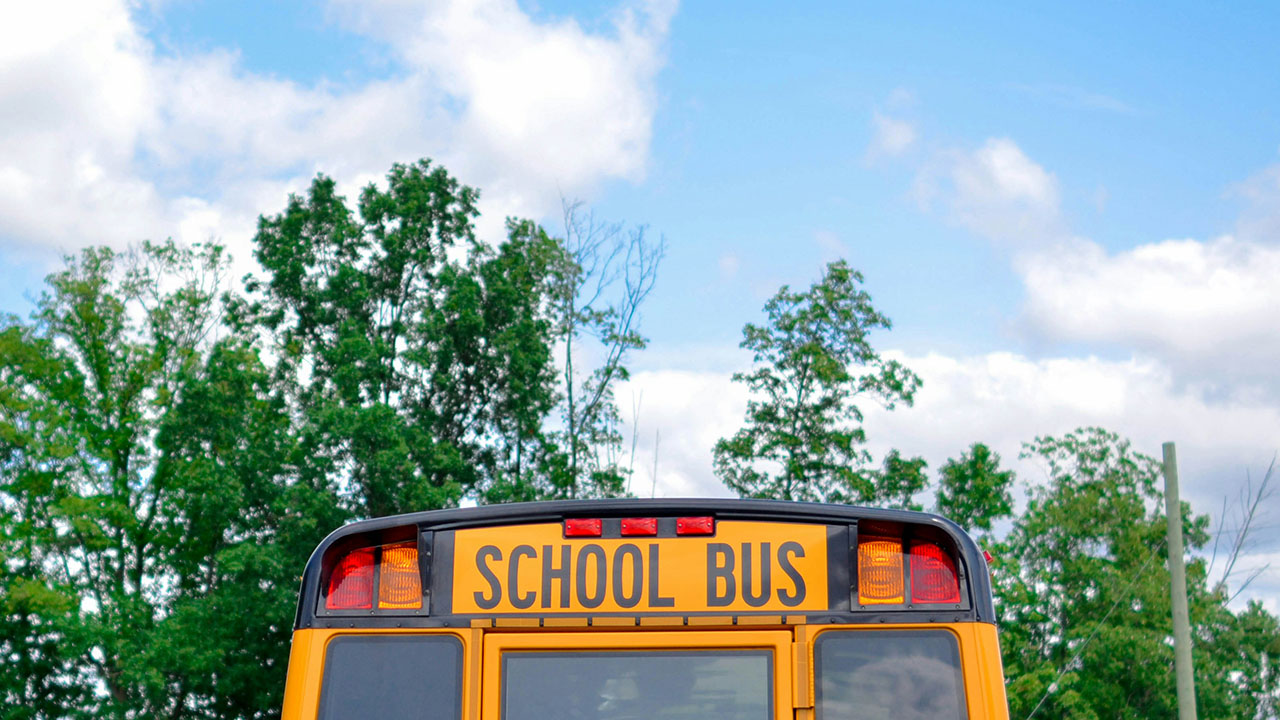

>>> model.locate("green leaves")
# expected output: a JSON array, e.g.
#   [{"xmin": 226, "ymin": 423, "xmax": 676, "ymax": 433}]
[{"xmin": 714, "ymin": 260, "xmax": 921, "ymax": 502}]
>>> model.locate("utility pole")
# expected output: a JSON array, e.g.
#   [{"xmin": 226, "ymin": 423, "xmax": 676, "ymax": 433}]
[{"xmin": 1162, "ymin": 442, "xmax": 1198, "ymax": 720}]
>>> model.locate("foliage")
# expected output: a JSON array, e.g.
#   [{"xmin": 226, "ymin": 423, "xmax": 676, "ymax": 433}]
[
  {"xmin": 0, "ymin": 242, "xmax": 321, "ymax": 718},
  {"xmin": 713, "ymin": 260, "xmax": 921, "ymax": 502},
  {"xmin": 936, "ymin": 442, "xmax": 1015, "ymax": 533},
  {"xmin": 239, "ymin": 161, "xmax": 607, "ymax": 514},
  {"xmin": 994, "ymin": 428, "xmax": 1280, "ymax": 720}
]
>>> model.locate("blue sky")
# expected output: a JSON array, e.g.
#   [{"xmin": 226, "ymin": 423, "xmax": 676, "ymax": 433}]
[{"xmin": 3, "ymin": 0, "xmax": 1279, "ymax": 605}]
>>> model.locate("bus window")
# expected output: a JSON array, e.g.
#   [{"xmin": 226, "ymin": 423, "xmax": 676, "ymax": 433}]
[
  {"xmin": 317, "ymin": 635, "xmax": 462, "ymax": 720},
  {"xmin": 815, "ymin": 630, "xmax": 967, "ymax": 720},
  {"xmin": 502, "ymin": 650, "xmax": 771, "ymax": 720}
]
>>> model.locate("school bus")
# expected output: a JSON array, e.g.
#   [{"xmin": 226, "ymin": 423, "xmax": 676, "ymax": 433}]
[{"xmin": 281, "ymin": 499, "xmax": 1010, "ymax": 720}]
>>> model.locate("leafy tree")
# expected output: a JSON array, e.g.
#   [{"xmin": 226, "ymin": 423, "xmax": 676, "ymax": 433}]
[
  {"xmin": 0, "ymin": 242, "xmax": 322, "ymax": 719},
  {"xmin": 995, "ymin": 427, "xmax": 1280, "ymax": 720},
  {"xmin": 936, "ymin": 442, "xmax": 1015, "ymax": 533},
  {"xmin": 241, "ymin": 161, "xmax": 583, "ymax": 513},
  {"xmin": 713, "ymin": 260, "xmax": 921, "ymax": 502}
]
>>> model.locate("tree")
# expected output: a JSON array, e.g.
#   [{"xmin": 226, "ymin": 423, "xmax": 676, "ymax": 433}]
[
  {"xmin": 0, "ymin": 241, "xmax": 321, "ymax": 718},
  {"xmin": 936, "ymin": 442, "xmax": 1015, "ymax": 533},
  {"xmin": 549, "ymin": 201, "xmax": 664, "ymax": 499},
  {"xmin": 241, "ymin": 161, "xmax": 577, "ymax": 514},
  {"xmin": 713, "ymin": 260, "xmax": 921, "ymax": 502},
  {"xmin": 994, "ymin": 427, "xmax": 1280, "ymax": 720}
]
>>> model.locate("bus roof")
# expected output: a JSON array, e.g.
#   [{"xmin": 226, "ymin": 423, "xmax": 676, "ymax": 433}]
[{"xmin": 295, "ymin": 498, "xmax": 995, "ymax": 629}]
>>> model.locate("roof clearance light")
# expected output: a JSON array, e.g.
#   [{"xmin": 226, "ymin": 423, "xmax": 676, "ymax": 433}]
[
  {"xmin": 858, "ymin": 537, "xmax": 905, "ymax": 604},
  {"xmin": 564, "ymin": 518, "xmax": 603, "ymax": 537},
  {"xmin": 620, "ymin": 517, "xmax": 658, "ymax": 536},
  {"xmin": 910, "ymin": 541, "xmax": 961, "ymax": 604},
  {"xmin": 377, "ymin": 542, "xmax": 422, "ymax": 610},
  {"xmin": 326, "ymin": 547, "xmax": 375, "ymax": 610},
  {"xmin": 675, "ymin": 516, "xmax": 715, "ymax": 535}
]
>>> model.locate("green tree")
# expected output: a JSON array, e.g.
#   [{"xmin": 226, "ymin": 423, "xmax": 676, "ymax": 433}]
[
  {"xmin": 0, "ymin": 242, "xmax": 323, "ymax": 719},
  {"xmin": 995, "ymin": 427, "xmax": 1280, "ymax": 720},
  {"xmin": 713, "ymin": 260, "xmax": 921, "ymax": 502},
  {"xmin": 936, "ymin": 442, "xmax": 1015, "ymax": 533},
  {"xmin": 241, "ymin": 161, "xmax": 580, "ymax": 513}
]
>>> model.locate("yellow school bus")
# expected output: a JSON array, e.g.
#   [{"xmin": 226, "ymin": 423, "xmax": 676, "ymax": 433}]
[{"xmin": 281, "ymin": 499, "xmax": 1010, "ymax": 720}]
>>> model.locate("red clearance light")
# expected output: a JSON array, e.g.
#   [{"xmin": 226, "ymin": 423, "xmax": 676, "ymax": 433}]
[
  {"xmin": 675, "ymin": 516, "xmax": 714, "ymax": 535},
  {"xmin": 620, "ymin": 517, "xmax": 658, "ymax": 536},
  {"xmin": 326, "ymin": 547, "xmax": 375, "ymax": 610},
  {"xmin": 564, "ymin": 518, "xmax": 603, "ymax": 537},
  {"xmin": 910, "ymin": 541, "xmax": 961, "ymax": 604}
]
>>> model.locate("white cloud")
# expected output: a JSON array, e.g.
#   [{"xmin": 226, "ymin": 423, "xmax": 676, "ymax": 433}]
[
  {"xmin": 1231, "ymin": 162, "xmax": 1280, "ymax": 242},
  {"xmin": 814, "ymin": 229, "xmax": 847, "ymax": 260},
  {"xmin": 1017, "ymin": 235, "xmax": 1280, "ymax": 398},
  {"xmin": 866, "ymin": 111, "xmax": 916, "ymax": 159},
  {"xmin": 916, "ymin": 138, "xmax": 1064, "ymax": 243},
  {"xmin": 0, "ymin": 0, "xmax": 676, "ymax": 266},
  {"xmin": 717, "ymin": 253, "xmax": 740, "ymax": 279},
  {"xmin": 618, "ymin": 369, "xmax": 746, "ymax": 498}
]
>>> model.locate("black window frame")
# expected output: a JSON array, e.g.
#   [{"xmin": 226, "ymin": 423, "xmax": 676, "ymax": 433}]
[
  {"xmin": 813, "ymin": 629, "xmax": 968, "ymax": 720},
  {"xmin": 499, "ymin": 648, "xmax": 775, "ymax": 720},
  {"xmin": 317, "ymin": 634, "xmax": 463, "ymax": 720}
]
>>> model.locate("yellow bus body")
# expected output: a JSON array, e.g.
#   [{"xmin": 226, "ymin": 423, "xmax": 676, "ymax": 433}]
[{"xmin": 283, "ymin": 500, "xmax": 1011, "ymax": 719}]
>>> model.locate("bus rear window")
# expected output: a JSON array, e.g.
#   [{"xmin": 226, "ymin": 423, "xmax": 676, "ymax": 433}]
[
  {"xmin": 815, "ymin": 630, "xmax": 966, "ymax": 720},
  {"xmin": 318, "ymin": 635, "xmax": 462, "ymax": 720},
  {"xmin": 502, "ymin": 650, "xmax": 771, "ymax": 720}
]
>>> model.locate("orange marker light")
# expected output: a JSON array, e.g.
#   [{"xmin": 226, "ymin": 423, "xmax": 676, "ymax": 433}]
[
  {"xmin": 857, "ymin": 537, "xmax": 905, "ymax": 604},
  {"xmin": 377, "ymin": 542, "xmax": 422, "ymax": 609}
]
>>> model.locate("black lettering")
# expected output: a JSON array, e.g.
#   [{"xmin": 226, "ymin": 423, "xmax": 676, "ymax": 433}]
[
  {"xmin": 508, "ymin": 545, "xmax": 537, "ymax": 609},
  {"xmin": 576, "ymin": 544, "xmax": 606, "ymax": 608},
  {"xmin": 541, "ymin": 545, "xmax": 572, "ymax": 609},
  {"xmin": 742, "ymin": 542, "xmax": 771, "ymax": 607},
  {"xmin": 647, "ymin": 544, "xmax": 674, "ymax": 607},
  {"xmin": 707, "ymin": 543, "xmax": 735, "ymax": 607},
  {"xmin": 612, "ymin": 544, "xmax": 643, "ymax": 608},
  {"xmin": 473, "ymin": 546, "xmax": 502, "ymax": 610},
  {"xmin": 777, "ymin": 541, "xmax": 806, "ymax": 606}
]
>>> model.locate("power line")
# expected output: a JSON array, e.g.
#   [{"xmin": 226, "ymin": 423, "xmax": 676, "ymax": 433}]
[{"xmin": 1023, "ymin": 537, "xmax": 1168, "ymax": 720}]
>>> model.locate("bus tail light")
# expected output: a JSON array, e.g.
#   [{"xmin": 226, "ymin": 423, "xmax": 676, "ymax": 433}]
[
  {"xmin": 378, "ymin": 542, "xmax": 422, "ymax": 609},
  {"xmin": 326, "ymin": 548, "xmax": 375, "ymax": 610},
  {"xmin": 910, "ymin": 541, "xmax": 960, "ymax": 604},
  {"xmin": 857, "ymin": 537, "xmax": 905, "ymax": 604}
]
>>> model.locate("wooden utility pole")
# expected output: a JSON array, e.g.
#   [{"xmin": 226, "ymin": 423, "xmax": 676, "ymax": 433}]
[{"xmin": 1162, "ymin": 442, "xmax": 1198, "ymax": 720}]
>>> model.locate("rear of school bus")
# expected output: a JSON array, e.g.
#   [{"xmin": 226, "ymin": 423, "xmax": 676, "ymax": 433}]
[{"xmin": 281, "ymin": 499, "xmax": 1010, "ymax": 720}]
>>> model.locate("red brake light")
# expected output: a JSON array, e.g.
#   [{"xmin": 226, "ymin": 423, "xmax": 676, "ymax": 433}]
[
  {"xmin": 564, "ymin": 518, "xmax": 603, "ymax": 537},
  {"xmin": 675, "ymin": 516, "xmax": 715, "ymax": 535},
  {"xmin": 326, "ymin": 547, "xmax": 375, "ymax": 610},
  {"xmin": 620, "ymin": 517, "xmax": 658, "ymax": 536},
  {"xmin": 910, "ymin": 541, "xmax": 961, "ymax": 604}
]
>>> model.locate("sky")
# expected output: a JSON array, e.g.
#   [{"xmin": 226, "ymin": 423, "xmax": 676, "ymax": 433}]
[{"xmin": 2, "ymin": 0, "xmax": 1278, "ymax": 607}]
